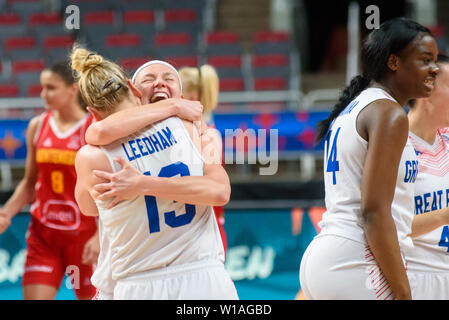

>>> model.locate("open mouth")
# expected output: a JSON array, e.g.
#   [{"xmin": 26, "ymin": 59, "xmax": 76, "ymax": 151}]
[
  {"xmin": 150, "ymin": 92, "xmax": 169, "ymax": 103},
  {"xmin": 424, "ymin": 78, "xmax": 435, "ymax": 90}
]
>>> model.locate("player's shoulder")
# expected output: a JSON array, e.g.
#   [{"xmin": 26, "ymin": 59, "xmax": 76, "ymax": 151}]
[
  {"xmin": 76, "ymin": 144, "xmax": 107, "ymax": 165},
  {"xmin": 76, "ymin": 144, "xmax": 112, "ymax": 172},
  {"xmin": 28, "ymin": 113, "xmax": 46, "ymax": 130},
  {"xmin": 26, "ymin": 113, "xmax": 47, "ymax": 139},
  {"xmin": 367, "ymin": 98, "xmax": 403, "ymax": 113},
  {"xmin": 365, "ymin": 99, "xmax": 408, "ymax": 127},
  {"xmin": 77, "ymin": 144, "xmax": 104, "ymax": 159}
]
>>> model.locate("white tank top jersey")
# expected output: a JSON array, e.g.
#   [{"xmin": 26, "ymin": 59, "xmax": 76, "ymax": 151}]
[
  {"xmin": 96, "ymin": 116, "xmax": 224, "ymax": 281},
  {"xmin": 318, "ymin": 88, "xmax": 416, "ymax": 255},
  {"xmin": 90, "ymin": 218, "xmax": 115, "ymax": 295},
  {"xmin": 407, "ymin": 129, "xmax": 449, "ymax": 273}
]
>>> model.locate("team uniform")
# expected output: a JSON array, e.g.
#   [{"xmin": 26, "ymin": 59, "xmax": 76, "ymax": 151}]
[
  {"xmin": 207, "ymin": 118, "xmax": 228, "ymax": 254},
  {"xmin": 299, "ymin": 88, "xmax": 417, "ymax": 299},
  {"xmin": 24, "ymin": 111, "xmax": 97, "ymax": 298},
  {"xmin": 407, "ymin": 129, "xmax": 449, "ymax": 299},
  {"xmin": 90, "ymin": 219, "xmax": 115, "ymax": 300},
  {"xmin": 96, "ymin": 116, "xmax": 237, "ymax": 300}
]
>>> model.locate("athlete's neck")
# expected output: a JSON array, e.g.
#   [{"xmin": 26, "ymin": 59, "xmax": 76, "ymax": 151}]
[
  {"xmin": 371, "ymin": 80, "xmax": 406, "ymax": 107},
  {"xmin": 52, "ymin": 104, "xmax": 86, "ymax": 130}
]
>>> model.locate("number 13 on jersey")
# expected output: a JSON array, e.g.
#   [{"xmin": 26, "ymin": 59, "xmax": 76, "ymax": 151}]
[
  {"xmin": 143, "ymin": 161, "xmax": 196, "ymax": 234},
  {"xmin": 325, "ymin": 127, "xmax": 341, "ymax": 185}
]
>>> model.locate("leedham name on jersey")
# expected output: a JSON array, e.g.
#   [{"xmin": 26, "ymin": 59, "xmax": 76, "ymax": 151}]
[
  {"xmin": 318, "ymin": 88, "xmax": 416, "ymax": 256},
  {"xmin": 97, "ymin": 116, "xmax": 224, "ymax": 281},
  {"xmin": 121, "ymin": 126, "xmax": 177, "ymax": 161}
]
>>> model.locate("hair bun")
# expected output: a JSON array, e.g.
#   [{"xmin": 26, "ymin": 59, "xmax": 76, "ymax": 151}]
[{"xmin": 70, "ymin": 46, "xmax": 103, "ymax": 75}]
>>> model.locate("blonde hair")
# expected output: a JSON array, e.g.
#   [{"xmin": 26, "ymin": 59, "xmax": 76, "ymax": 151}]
[
  {"xmin": 179, "ymin": 64, "xmax": 219, "ymax": 116},
  {"xmin": 70, "ymin": 45, "xmax": 129, "ymax": 114}
]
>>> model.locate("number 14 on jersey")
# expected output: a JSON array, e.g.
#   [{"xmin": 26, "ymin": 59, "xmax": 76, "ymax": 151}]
[{"xmin": 325, "ymin": 127, "xmax": 341, "ymax": 185}]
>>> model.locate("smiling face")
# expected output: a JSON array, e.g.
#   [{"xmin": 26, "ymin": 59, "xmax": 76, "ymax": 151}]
[
  {"xmin": 133, "ymin": 63, "xmax": 182, "ymax": 104},
  {"xmin": 394, "ymin": 33, "xmax": 440, "ymax": 99}
]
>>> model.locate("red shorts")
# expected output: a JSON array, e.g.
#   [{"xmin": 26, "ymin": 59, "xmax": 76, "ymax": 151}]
[
  {"xmin": 217, "ymin": 215, "xmax": 228, "ymax": 253},
  {"xmin": 22, "ymin": 217, "xmax": 97, "ymax": 299},
  {"xmin": 214, "ymin": 206, "xmax": 227, "ymax": 254}
]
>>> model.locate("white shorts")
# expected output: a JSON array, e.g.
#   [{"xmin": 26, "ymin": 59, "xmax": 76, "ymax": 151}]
[
  {"xmin": 299, "ymin": 234, "xmax": 394, "ymax": 300},
  {"xmin": 93, "ymin": 289, "xmax": 114, "ymax": 300},
  {"xmin": 408, "ymin": 271, "xmax": 449, "ymax": 300},
  {"xmin": 114, "ymin": 260, "xmax": 239, "ymax": 300}
]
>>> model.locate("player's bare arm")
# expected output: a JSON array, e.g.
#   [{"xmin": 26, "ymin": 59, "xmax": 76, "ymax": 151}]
[
  {"xmin": 410, "ymin": 207, "xmax": 449, "ymax": 237},
  {"xmin": 359, "ymin": 99, "xmax": 412, "ymax": 300},
  {"xmin": 85, "ymin": 98, "xmax": 203, "ymax": 146},
  {"xmin": 92, "ymin": 120, "xmax": 230, "ymax": 209},
  {"xmin": 74, "ymin": 144, "xmax": 113, "ymax": 216}
]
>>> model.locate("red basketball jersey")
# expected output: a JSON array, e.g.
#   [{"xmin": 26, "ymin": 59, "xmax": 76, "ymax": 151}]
[{"xmin": 31, "ymin": 111, "xmax": 96, "ymax": 231}]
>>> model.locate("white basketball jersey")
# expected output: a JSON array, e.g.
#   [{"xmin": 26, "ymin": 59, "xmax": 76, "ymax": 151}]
[
  {"xmin": 97, "ymin": 116, "xmax": 224, "ymax": 280},
  {"xmin": 406, "ymin": 129, "xmax": 449, "ymax": 272},
  {"xmin": 90, "ymin": 218, "xmax": 115, "ymax": 295},
  {"xmin": 318, "ymin": 88, "xmax": 416, "ymax": 255}
]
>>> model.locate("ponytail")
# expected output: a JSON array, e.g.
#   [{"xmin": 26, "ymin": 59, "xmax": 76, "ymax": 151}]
[
  {"xmin": 315, "ymin": 18, "xmax": 434, "ymax": 143},
  {"xmin": 179, "ymin": 64, "xmax": 219, "ymax": 117},
  {"xmin": 70, "ymin": 45, "xmax": 129, "ymax": 114},
  {"xmin": 315, "ymin": 75, "xmax": 371, "ymax": 143},
  {"xmin": 198, "ymin": 65, "xmax": 219, "ymax": 115}
]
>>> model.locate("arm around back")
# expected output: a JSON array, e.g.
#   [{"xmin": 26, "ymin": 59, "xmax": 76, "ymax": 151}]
[
  {"xmin": 92, "ymin": 119, "xmax": 230, "ymax": 208},
  {"xmin": 85, "ymin": 98, "xmax": 203, "ymax": 146}
]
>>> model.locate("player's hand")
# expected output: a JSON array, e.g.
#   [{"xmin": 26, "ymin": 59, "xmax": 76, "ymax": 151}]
[
  {"xmin": 0, "ymin": 210, "xmax": 11, "ymax": 234},
  {"xmin": 92, "ymin": 157, "xmax": 145, "ymax": 209},
  {"xmin": 175, "ymin": 98, "xmax": 203, "ymax": 123},
  {"xmin": 175, "ymin": 98, "xmax": 205, "ymax": 134},
  {"xmin": 82, "ymin": 231, "xmax": 100, "ymax": 265}
]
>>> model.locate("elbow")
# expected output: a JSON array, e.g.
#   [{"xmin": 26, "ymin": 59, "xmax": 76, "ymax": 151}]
[
  {"xmin": 215, "ymin": 184, "xmax": 231, "ymax": 206},
  {"xmin": 86, "ymin": 123, "xmax": 108, "ymax": 145},
  {"xmin": 361, "ymin": 205, "xmax": 394, "ymax": 236},
  {"xmin": 81, "ymin": 210, "xmax": 99, "ymax": 217},
  {"xmin": 76, "ymin": 200, "xmax": 99, "ymax": 217},
  {"xmin": 22, "ymin": 178, "xmax": 36, "ymax": 199},
  {"xmin": 362, "ymin": 209, "xmax": 379, "ymax": 243},
  {"xmin": 361, "ymin": 203, "xmax": 379, "ymax": 232},
  {"xmin": 361, "ymin": 207, "xmax": 378, "ymax": 230},
  {"xmin": 361, "ymin": 208, "xmax": 371, "ymax": 226},
  {"xmin": 75, "ymin": 194, "xmax": 98, "ymax": 217}
]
